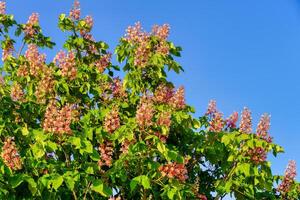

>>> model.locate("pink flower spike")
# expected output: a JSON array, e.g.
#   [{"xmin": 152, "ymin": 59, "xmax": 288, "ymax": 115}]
[{"xmin": 239, "ymin": 107, "xmax": 252, "ymax": 134}]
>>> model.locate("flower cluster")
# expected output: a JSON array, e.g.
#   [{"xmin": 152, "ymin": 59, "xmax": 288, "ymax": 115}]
[
  {"xmin": 79, "ymin": 15, "xmax": 94, "ymax": 37},
  {"xmin": 278, "ymin": 160, "xmax": 297, "ymax": 194},
  {"xmin": 205, "ymin": 100, "xmax": 217, "ymax": 116},
  {"xmin": 120, "ymin": 139, "xmax": 131, "ymax": 154},
  {"xmin": 125, "ymin": 22, "xmax": 149, "ymax": 67},
  {"xmin": 153, "ymin": 83, "xmax": 174, "ymax": 104},
  {"xmin": 152, "ymin": 24, "xmax": 170, "ymax": 55},
  {"xmin": 111, "ymin": 77, "xmax": 127, "ymax": 99},
  {"xmin": 1, "ymin": 138, "xmax": 22, "ymax": 170},
  {"xmin": 159, "ymin": 162, "xmax": 188, "ymax": 182},
  {"xmin": 98, "ymin": 141, "xmax": 114, "ymax": 167},
  {"xmin": 256, "ymin": 114, "xmax": 272, "ymax": 143},
  {"xmin": 2, "ymin": 39, "xmax": 14, "ymax": 61},
  {"xmin": 125, "ymin": 21, "xmax": 148, "ymax": 44},
  {"xmin": 169, "ymin": 86, "xmax": 185, "ymax": 109},
  {"xmin": 226, "ymin": 111, "xmax": 238, "ymax": 129},
  {"xmin": 53, "ymin": 50, "xmax": 77, "ymax": 80},
  {"xmin": 24, "ymin": 13, "xmax": 39, "ymax": 37},
  {"xmin": 10, "ymin": 84, "xmax": 25, "ymax": 102},
  {"xmin": 0, "ymin": 1, "xmax": 5, "ymax": 15},
  {"xmin": 35, "ymin": 74, "xmax": 54, "ymax": 104},
  {"xmin": 95, "ymin": 53, "xmax": 111, "ymax": 73},
  {"xmin": 136, "ymin": 97, "xmax": 154, "ymax": 128},
  {"xmin": 104, "ymin": 107, "xmax": 120, "ymax": 133},
  {"xmin": 157, "ymin": 111, "xmax": 172, "ymax": 127},
  {"xmin": 43, "ymin": 102, "xmax": 74, "ymax": 135},
  {"xmin": 69, "ymin": 0, "xmax": 80, "ymax": 20},
  {"xmin": 239, "ymin": 107, "xmax": 252, "ymax": 134},
  {"xmin": 20, "ymin": 44, "xmax": 46, "ymax": 77},
  {"xmin": 134, "ymin": 39, "xmax": 150, "ymax": 67},
  {"xmin": 152, "ymin": 24, "xmax": 170, "ymax": 41},
  {"xmin": 209, "ymin": 111, "xmax": 224, "ymax": 132},
  {"xmin": 246, "ymin": 147, "xmax": 267, "ymax": 164}
]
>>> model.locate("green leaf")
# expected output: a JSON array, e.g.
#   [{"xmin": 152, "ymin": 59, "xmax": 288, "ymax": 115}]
[
  {"xmin": 21, "ymin": 126, "xmax": 29, "ymax": 136},
  {"xmin": 91, "ymin": 180, "xmax": 112, "ymax": 197},
  {"xmin": 167, "ymin": 187, "xmax": 177, "ymax": 199},
  {"xmin": 64, "ymin": 177, "xmax": 75, "ymax": 191},
  {"xmin": 130, "ymin": 175, "xmax": 151, "ymax": 191},
  {"xmin": 31, "ymin": 142, "xmax": 45, "ymax": 159},
  {"xmin": 50, "ymin": 174, "xmax": 64, "ymax": 190},
  {"xmin": 9, "ymin": 174, "xmax": 24, "ymax": 188},
  {"xmin": 25, "ymin": 177, "xmax": 37, "ymax": 195},
  {"xmin": 69, "ymin": 137, "xmax": 81, "ymax": 149}
]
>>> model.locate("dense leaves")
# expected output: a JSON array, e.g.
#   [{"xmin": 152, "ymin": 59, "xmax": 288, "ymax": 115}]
[{"xmin": 0, "ymin": 1, "xmax": 298, "ymax": 199}]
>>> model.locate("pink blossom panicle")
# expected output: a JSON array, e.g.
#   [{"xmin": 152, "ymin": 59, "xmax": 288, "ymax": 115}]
[
  {"xmin": 169, "ymin": 86, "xmax": 185, "ymax": 109},
  {"xmin": 69, "ymin": 0, "xmax": 80, "ymax": 20},
  {"xmin": 239, "ymin": 107, "xmax": 252, "ymax": 134},
  {"xmin": 104, "ymin": 107, "xmax": 120, "ymax": 134},
  {"xmin": 43, "ymin": 102, "xmax": 75, "ymax": 135},
  {"xmin": 95, "ymin": 53, "xmax": 111, "ymax": 73},
  {"xmin": 24, "ymin": 13, "xmax": 39, "ymax": 37},
  {"xmin": 53, "ymin": 50, "xmax": 77, "ymax": 80},
  {"xmin": 256, "ymin": 113, "xmax": 272, "ymax": 143},
  {"xmin": 0, "ymin": 1, "xmax": 6, "ymax": 15},
  {"xmin": 1, "ymin": 137, "xmax": 22, "ymax": 170},
  {"xmin": 226, "ymin": 111, "xmax": 239, "ymax": 129},
  {"xmin": 153, "ymin": 83, "xmax": 174, "ymax": 104},
  {"xmin": 151, "ymin": 24, "xmax": 170, "ymax": 41},
  {"xmin": 209, "ymin": 111, "xmax": 224, "ymax": 132},
  {"xmin": 278, "ymin": 160, "xmax": 297, "ymax": 194},
  {"xmin": 98, "ymin": 141, "xmax": 114, "ymax": 167},
  {"xmin": 136, "ymin": 97, "xmax": 154, "ymax": 128},
  {"xmin": 205, "ymin": 100, "xmax": 217, "ymax": 116},
  {"xmin": 159, "ymin": 162, "xmax": 188, "ymax": 182}
]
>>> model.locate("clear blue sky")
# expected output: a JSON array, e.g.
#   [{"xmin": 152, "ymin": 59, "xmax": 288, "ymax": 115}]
[{"xmin": 8, "ymin": 0, "xmax": 299, "ymax": 180}]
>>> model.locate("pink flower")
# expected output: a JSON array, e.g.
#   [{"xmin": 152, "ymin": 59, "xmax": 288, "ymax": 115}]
[
  {"xmin": 10, "ymin": 84, "xmax": 24, "ymax": 102},
  {"xmin": 154, "ymin": 83, "xmax": 174, "ymax": 104},
  {"xmin": 104, "ymin": 107, "xmax": 120, "ymax": 133},
  {"xmin": 95, "ymin": 53, "xmax": 111, "ymax": 73},
  {"xmin": 43, "ymin": 102, "xmax": 75, "ymax": 135},
  {"xmin": 209, "ymin": 111, "xmax": 224, "ymax": 132},
  {"xmin": 53, "ymin": 50, "xmax": 77, "ymax": 80},
  {"xmin": 246, "ymin": 147, "xmax": 267, "ymax": 164},
  {"xmin": 111, "ymin": 77, "xmax": 127, "ymax": 99},
  {"xmin": 159, "ymin": 162, "xmax": 188, "ymax": 182},
  {"xmin": 205, "ymin": 100, "xmax": 217, "ymax": 116},
  {"xmin": 151, "ymin": 24, "xmax": 170, "ymax": 40},
  {"xmin": 0, "ymin": 1, "xmax": 6, "ymax": 15},
  {"xmin": 98, "ymin": 141, "xmax": 114, "ymax": 167},
  {"xmin": 2, "ymin": 40, "xmax": 14, "ymax": 61},
  {"xmin": 124, "ymin": 22, "xmax": 149, "ymax": 44},
  {"xmin": 278, "ymin": 160, "xmax": 297, "ymax": 194},
  {"xmin": 24, "ymin": 13, "xmax": 39, "ymax": 37},
  {"xmin": 157, "ymin": 111, "xmax": 172, "ymax": 127},
  {"xmin": 136, "ymin": 97, "xmax": 154, "ymax": 128},
  {"xmin": 24, "ymin": 44, "xmax": 46, "ymax": 76},
  {"xmin": 226, "ymin": 111, "xmax": 238, "ymax": 129},
  {"xmin": 169, "ymin": 86, "xmax": 185, "ymax": 109},
  {"xmin": 69, "ymin": 0, "xmax": 80, "ymax": 20},
  {"xmin": 1, "ymin": 137, "xmax": 22, "ymax": 171},
  {"xmin": 256, "ymin": 113, "xmax": 272, "ymax": 143},
  {"xmin": 239, "ymin": 107, "xmax": 252, "ymax": 134}
]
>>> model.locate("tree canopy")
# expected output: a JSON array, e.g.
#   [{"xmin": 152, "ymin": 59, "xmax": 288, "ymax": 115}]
[{"xmin": 0, "ymin": 1, "xmax": 298, "ymax": 199}]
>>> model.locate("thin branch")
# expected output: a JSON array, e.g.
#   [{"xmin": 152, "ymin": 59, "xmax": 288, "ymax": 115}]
[{"xmin": 17, "ymin": 41, "xmax": 25, "ymax": 57}]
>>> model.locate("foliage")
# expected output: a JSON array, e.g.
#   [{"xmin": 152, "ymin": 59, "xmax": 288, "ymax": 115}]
[{"xmin": 0, "ymin": 1, "xmax": 298, "ymax": 199}]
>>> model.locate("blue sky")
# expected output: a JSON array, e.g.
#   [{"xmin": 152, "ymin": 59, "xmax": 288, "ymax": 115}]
[{"xmin": 8, "ymin": 0, "xmax": 299, "ymax": 181}]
